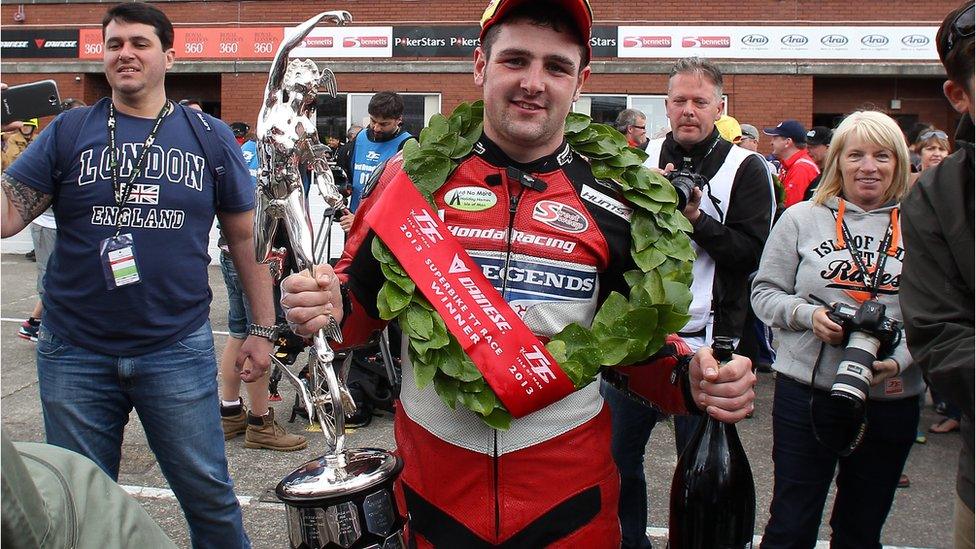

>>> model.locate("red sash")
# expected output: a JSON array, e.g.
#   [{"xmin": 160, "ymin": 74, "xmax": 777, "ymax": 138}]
[{"xmin": 365, "ymin": 171, "xmax": 575, "ymax": 418}]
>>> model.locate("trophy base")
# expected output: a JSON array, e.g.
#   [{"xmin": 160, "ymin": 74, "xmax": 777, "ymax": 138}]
[{"xmin": 277, "ymin": 448, "xmax": 405, "ymax": 549}]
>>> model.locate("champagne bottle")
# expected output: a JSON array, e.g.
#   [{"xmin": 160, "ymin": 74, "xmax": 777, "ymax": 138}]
[{"xmin": 668, "ymin": 336, "xmax": 756, "ymax": 549}]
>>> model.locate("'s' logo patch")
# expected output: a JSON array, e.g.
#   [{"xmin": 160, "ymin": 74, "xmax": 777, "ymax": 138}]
[{"xmin": 532, "ymin": 201, "xmax": 588, "ymax": 233}]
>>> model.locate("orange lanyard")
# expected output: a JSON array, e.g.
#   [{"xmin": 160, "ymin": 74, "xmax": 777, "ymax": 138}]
[{"xmin": 832, "ymin": 200, "xmax": 900, "ymax": 299}]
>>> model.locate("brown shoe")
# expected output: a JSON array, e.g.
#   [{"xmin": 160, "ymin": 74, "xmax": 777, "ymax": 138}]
[
  {"xmin": 221, "ymin": 400, "xmax": 248, "ymax": 440},
  {"xmin": 244, "ymin": 408, "xmax": 308, "ymax": 451}
]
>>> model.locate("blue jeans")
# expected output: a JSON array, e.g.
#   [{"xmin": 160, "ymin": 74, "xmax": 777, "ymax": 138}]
[
  {"xmin": 220, "ymin": 252, "xmax": 251, "ymax": 339},
  {"xmin": 601, "ymin": 379, "xmax": 660, "ymax": 549},
  {"xmin": 36, "ymin": 321, "xmax": 250, "ymax": 549},
  {"xmin": 761, "ymin": 376, "xmax": 917, "ymax": 549}
]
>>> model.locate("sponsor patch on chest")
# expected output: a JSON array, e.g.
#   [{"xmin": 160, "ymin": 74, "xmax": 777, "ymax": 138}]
[
  {"xmin": 444, "ymin": 186, "xmax": 498, "ymax": 212},
  {"xmin": 532, "ymin": 200, "xmax": 588, "ymax": 233},
  {"xmin": 474, "ymin": 253, "xmax": 597, "ymax": 303},
  {"xmin": 581, "ymin": 184, "xmax": 633, "ymax": 221}
]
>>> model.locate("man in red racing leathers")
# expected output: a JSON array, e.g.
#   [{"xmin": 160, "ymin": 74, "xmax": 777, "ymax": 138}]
[{"xmin": 280, "ymin": 1, "xmax": 757, "ymax": 546}]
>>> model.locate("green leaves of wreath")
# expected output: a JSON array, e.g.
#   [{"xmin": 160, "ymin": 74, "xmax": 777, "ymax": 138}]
[{"xmin": 372, "ymin": 101, "xmax": 695, "ymax": 430}]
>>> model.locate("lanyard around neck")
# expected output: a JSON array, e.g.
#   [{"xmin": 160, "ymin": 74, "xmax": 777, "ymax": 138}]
[
  {"xmin": 832, "ymin": 199, "xmax": 900, "ymax": 299},
  {"xmin": 107, "ymin": 101, "xmax": 170, "ymax": 235}
]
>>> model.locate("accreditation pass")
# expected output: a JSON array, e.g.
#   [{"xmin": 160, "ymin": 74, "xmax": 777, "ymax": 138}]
[
  {"xmin": 110, "ymin": 247, "xmax": 139, "ymax": 285},
  {"xmin": 100, "ymin": 233, "xmax": 141, "ymax": 289}
]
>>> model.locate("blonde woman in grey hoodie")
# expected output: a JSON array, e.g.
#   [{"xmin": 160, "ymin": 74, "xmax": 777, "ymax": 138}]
[{"xmin": 752, "ymin": 111, "xmax": 922, "ymax": 549}]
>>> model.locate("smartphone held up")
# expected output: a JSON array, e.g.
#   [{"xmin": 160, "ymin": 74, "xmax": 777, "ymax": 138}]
[{"xmin": 1, "ymin": 80, "xmax": 63, "ymax": 126}]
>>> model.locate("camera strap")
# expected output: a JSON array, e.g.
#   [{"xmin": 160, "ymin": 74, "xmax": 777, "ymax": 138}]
[
  {"xmin": 832, "ymin": 200, "xmax": 900, "ymax": 300},
  {"xmin": 680, "ymin": 135, "xmax": 727, "ymax": 222},
  {"xmin": 808, "ymin": 340, "xmax": 869, "ymax": 457}
]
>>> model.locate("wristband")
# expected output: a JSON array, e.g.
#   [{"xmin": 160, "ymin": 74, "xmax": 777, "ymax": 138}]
[{"xmin": 247, "ymin": 323, "xmax": 278, "ymax": 342}]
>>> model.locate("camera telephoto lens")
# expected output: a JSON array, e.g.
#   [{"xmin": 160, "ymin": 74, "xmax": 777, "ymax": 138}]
[
  {"xmin": 669, "ymin": 174, "xmax": 696, "ymax": 211},
  {"xmin": 830, "ymin": 331, "xmax": 881, "ymax": 406}
]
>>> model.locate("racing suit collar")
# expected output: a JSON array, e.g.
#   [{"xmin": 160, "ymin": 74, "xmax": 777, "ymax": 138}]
[{"xmin": 475, "ymin": 133, "xmax": 575, "ymax": 173}]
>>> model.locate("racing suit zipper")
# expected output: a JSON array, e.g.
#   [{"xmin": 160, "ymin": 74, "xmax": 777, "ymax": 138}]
[
  {"xmin": 495, "ymin": 173, "xmax": 525, "ymax": 540},
  {"xmin": 493, "ymin": 430, "xmax": 501, "ymax": 539},
  {"xmin": 501, "ymin": 184, "xmax": 525, "ymax": 298}
]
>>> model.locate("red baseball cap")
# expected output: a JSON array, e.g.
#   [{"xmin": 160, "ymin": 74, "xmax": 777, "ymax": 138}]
[{"xmin": 479, "ymin": 0, "xmax": 593, "ymax": 57}]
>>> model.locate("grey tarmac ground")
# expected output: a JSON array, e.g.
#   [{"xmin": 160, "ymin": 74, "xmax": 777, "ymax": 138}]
[{"xmin": 0, "ymin": 253, "xmax": 963, "ymax": 548}]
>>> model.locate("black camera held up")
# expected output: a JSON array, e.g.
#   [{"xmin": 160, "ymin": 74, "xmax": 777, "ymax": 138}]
[
  {"xmin": 667, "ymin": 170, "xmax": 709, "ymax": 211},
  {"xmin": 812, "ymin": 295, "xmax": 902, "ymax": 408}
]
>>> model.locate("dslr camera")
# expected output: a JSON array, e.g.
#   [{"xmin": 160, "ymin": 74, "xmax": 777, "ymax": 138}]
[
  {"xmin": 820, "ymin": 298, "xmax": 902, "ymax": 407},
  {"xmin": 666, "ymin": 170, "xmax": 708, "ymax": 211}
]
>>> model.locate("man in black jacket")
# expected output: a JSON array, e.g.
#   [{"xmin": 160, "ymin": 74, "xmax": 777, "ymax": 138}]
[
  {"xmin": 602, "ymin": 56, "xmax": 775, "ymax": 549},
  {"xmin": 900, "ymin": 4, "xmax": 974, "ymax": 547}
]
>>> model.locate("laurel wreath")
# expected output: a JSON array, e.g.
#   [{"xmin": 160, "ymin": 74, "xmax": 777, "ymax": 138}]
[{"xmin": 371, "ymin": 101, "xmax": 695, "ymax": 429}]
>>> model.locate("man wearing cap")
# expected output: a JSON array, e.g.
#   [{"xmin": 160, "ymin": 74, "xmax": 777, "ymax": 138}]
[
  {"xmin": 738, "ymin": 123, "xmax": 760, "ymax": 152},
  {"xmin": 765, "ymin": 119, "xmax": 820, "ymax": 207},
  {"xmin": 279, "ymin": 1, "xmax": 757, "ymax": 546},
  {"xmin": 715, "ymin": 113, "xmax": 742, "ymax": 143},
  {"xmin": 802, "ymin": 126, "xmax": 832, "ymax": 200},
  {"xmin": 230, "ymin": 121, "xmax": 258, "ymax": 183},
  {"xmin": 1, "ymin": 118, "xmax": 39, "ymax": 171}
]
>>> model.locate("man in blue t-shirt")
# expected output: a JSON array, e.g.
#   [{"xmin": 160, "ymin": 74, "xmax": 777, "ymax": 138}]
[
  {"xmin": 340, "ymin": 91, "xmax": 412, "ymax": 226},
  {"xmin": 0, "ymin": 4, "xmax": 274, "ymax": 548}
]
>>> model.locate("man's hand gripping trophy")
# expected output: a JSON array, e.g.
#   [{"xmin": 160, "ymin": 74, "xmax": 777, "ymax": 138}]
[{"xmin": 253, "ymin": 10, "xmax": 354, "ymax": 454}]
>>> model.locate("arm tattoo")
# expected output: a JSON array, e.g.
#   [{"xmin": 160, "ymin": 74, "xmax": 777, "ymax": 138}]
[{"xmin": 2, "ymin": 172, "xmax": 53, "ymax": 224}]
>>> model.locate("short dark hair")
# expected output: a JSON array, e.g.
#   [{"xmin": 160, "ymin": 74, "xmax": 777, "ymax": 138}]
[
  {"xmin": 668, "ymin": 57, "xmax": 724, "ymax": 100},
  {"xmin": 102, "ymin": 3, "xmax": 175, "ymax": 51},
  {"xmin": 368, "ymin": 92, "xmax": 404, "ymax": 120},
  {"xmin": 481, "ymin": 2, "xmax": 590, "ymax": 71},
  {"xmin": 937, "ymin": 2, "xmax": 975, "ymax": 93}
]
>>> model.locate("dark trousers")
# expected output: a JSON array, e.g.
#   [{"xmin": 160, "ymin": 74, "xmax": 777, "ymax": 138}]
[
  {"xmin": 601, "ymin": 380, "xmax": 659, "ymax": 549},
  {"xmin": 761, "ymin": 376, "xmax": 918, "ymax": 549}
]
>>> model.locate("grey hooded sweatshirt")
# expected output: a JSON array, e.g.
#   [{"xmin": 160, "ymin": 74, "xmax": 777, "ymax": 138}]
[{"xmin": 751, "ymin": 197, "xmax": 922, "ymax": 400}]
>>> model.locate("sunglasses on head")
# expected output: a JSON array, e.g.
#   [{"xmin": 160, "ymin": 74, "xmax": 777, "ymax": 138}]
[
  {"xmin": 918, "ymin": 130, "xmax": 948, "ymax": 141},
  {"xmin": 943, "ymin": 3, "xmax": 975, "ymax": 56}
]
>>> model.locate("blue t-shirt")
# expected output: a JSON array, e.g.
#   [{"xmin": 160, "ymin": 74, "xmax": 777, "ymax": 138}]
[
  {"xmin": 349, "ymin": 129, "xmax": 411, "ymax": 212},
  {"xmin": 6, "ymin": 99, "xmax": 254, "ymax": 356}
]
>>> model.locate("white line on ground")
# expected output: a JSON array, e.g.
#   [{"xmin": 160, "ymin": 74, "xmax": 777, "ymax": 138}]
[
  {"xmin": 644, "ymin": 526, "xmax": 932, "ymax": 549},
  {"xmin": 112, "ymin": 485, "xmax": 930, "ymax": 549},
  {"xmin": 121, "ymin": 484, "xmax": 253, "ymax": 507},
  {"xmin": 0, "ymin": 317, "xmax": 232, "ymax": 336}
]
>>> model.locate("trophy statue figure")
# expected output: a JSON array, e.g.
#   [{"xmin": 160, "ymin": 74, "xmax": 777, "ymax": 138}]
[{"xmin": 255, "ymin": 11, "xmax": 405, "ymax": 549}]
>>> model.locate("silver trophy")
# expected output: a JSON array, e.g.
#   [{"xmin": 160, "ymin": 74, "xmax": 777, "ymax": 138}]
[{"xmin": 255, "ymin": 11, "xmax": 405, "ymax": 549}]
